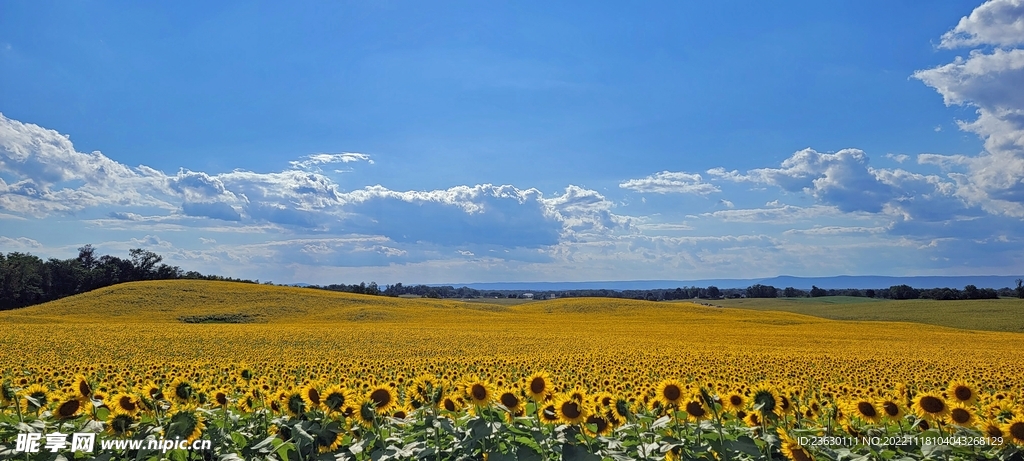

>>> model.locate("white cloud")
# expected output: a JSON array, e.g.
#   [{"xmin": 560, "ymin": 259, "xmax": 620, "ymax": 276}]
[
  {"xmin": 914, "ymin": 4, "xmax": 1024, "ymax": 218},
  {"xmin": 701, "ymin": 205, "xmax": 842, "ymax": 223},
  {"xmin": 289, "ymin": 152, "xmax": 374, "ymax": 170},
  {"xmin": 917, "ymin": 153, "xmax": 971, "ymax": 169},
  {"xmin": 619, "ymin": 171, "xmax": 720, "ymax": 195},
  {"xmin": 0, "ymin": 114, "xmax": 173, "ymax": 216},
  {"xmin": 885, "ymin": 153, "xmax": 910, "ymax": 163},
  {"xmin": 939, "ymin": 0, "xmax": 1024, "ymax": 49},
  {"xmin": 0, "ymin": 236, "xmax": 42, "ymax": 250},
  {"xmin": 130, "ymin": 234, "xmax": 173, "ymax": 249},
  {"xmin": 783, "ymin": 226, "xmax": 888, "ymax": 236},
  {"xmin": 109, "ymin": 211, "xmax": 143, "ymax": 221},
  {"xmin": 710, "ymin": 148, "xmax": 898, "ymax": 213},
  {"xmin": 634, "ymin": 222, "xmax": 694, "ymax": 231}
]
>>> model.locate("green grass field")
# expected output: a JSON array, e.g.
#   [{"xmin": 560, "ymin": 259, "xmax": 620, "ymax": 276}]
[{"xmin": 703, "ymin": 296, "xmax": 1024, "ymax": 332}]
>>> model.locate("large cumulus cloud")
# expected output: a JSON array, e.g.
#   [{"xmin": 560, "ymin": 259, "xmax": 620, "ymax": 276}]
[
  {"xmin": 0, "ymin": 113, "xmax": 630, "ymax": 254},
  {"xmin": 914, "ymin": 0, "xmax": 1024, "ymax": 217}
]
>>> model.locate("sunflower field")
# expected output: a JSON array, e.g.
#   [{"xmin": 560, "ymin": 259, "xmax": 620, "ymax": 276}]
[{"xmin": 1, "ymin": 280, "xmax": 1022, "ymax": 461}]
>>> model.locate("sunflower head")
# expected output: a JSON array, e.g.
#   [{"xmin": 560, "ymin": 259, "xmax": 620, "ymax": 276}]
[
  {"xmin": 656, "ymin": 379, "xmax": 685, "ymax": 407},
  {"xmin": 583, "ymin": 413, "xmax": 612, "ymax": 437},
  {"xmin": 106, "ymin": 407, "xmax": 139, "ymax": 437},
  {"xmin": 554, "ymin": 394, "xmax": 589, "ymax": 425},
  {"xmin": 73, "ymin": 375, "xmax": 92, "ymax": 400},
  {"xmin": 410, "ymin": 375, "xmax": 444, "ymax": 406},
  {"xmin": 322, "ymin": 386, "xmax": 351, "ymax": 414},
  {"xmin": 440, "ymin": 393, "xmax": 462, "ymax": 413},
  {"xmin": 356, "ymin": 400, "xmax": 378, "ymax": 427},
  {"xmin": 683, "ymin": 393, "xmax": 710, "ymax": 421},
  {"xmin": 285, "ymin": 392, "xmax": 306, "ymax": 417},
  {"xmin": 912, "ymin": 392, "xmax": 949, "ymax": 421},
  {"xmin": 524, "ymin": 371, "xmax": 553, "ymax": 402},
  {"xmin": 947, "ymin": 403, "xmax": 976, "ymax": 427},
  {"xmin": 539, "ymin": 402, "xmax": 560, "ymax": 424},
  {"xmin": 498, "ymin": 389, "xmax": 523, "ymax": 413},
  {"xmin": 743, "ymin": 410, "xmax": 763, "ymax": 428},
  {"xmin": 977, "ymin": 420, "xmax": 1006, "ymax": 445},
  {"xmin": 1, "ymin": 381, "xmax": 16, "ymax": 404},
  {"xmin": 723, "ymin": 391, "xmax": 746, "ymax": 413},
  {"xmin": 1003, "ymin": 416, "xmax": 1024, "ymax": 446},
  {"xmin": 212, "ymin": 389, "xmax": 230, "ymax": 408},
  {"xmin": 848, "ymin": 398, "xmax": 882, "ymax": 424},
  {"xmin": 778, "ymin": 428, "xmax": 814, "ymax": 461},
  {"xmin": 946, "ymin": 380, "xmax": 977, "ymax": 405},
  {"xmin": 751, "ymin": 387, "xmax": 780, "ymax": 419},
  {"xmin": 166, "ymin": 405, "xmax": 206, "ymax": 443},
  {"xmin": 169, "ymin": 378, "xmax": 194, "ymax": 403},
  {"xmin": 53, "ymin": 392, "xmax": 89, "ymax": 419},
  {"xmin": 367, "ymin": 386, "xmax": 396, "ymax": 414},
  {"xmin": 301, "ymin": 383, "xmax": 323, "ymax": 410},
  {"xmin": 464, "ymin": 379, "xmax": 493, "ymax": 407},
  {"xmin": 20, "ymin": 383, "xmax": 50, "ymax": 413}
]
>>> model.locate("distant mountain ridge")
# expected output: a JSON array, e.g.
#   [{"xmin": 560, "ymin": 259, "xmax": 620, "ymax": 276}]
[{"xmin": 443, "ymin": 275, "xmax": 1023, "ymax": 291}]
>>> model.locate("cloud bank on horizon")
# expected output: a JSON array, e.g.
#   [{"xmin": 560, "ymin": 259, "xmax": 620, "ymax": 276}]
[{"xmin": 1, "ymin": 0, "xmax": 1023, "ymax": 284}]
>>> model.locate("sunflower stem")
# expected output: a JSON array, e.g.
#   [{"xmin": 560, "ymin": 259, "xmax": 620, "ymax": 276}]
[{"xmin": 702, "ymin": 388, "xmax": 731, "ymax": 461}]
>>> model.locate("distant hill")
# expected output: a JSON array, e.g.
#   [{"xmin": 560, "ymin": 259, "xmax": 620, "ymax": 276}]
[{"xmin": 447, "ymin": 275, "xmax": 1023, "ymax": 291}]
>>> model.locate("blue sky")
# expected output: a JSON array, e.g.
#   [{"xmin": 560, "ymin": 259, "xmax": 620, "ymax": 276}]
[{"xmin": 2, "ymin": 0, "xmax": 1023, "ymax": 284}]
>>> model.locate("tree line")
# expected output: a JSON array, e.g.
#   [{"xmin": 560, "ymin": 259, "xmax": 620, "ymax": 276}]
[
  {"xmin": 0, "ymin": 246, "xmax": 254, "ymax": 310},
  {"xmin": 4, "ymin": 245, "xmax": 1022, "ymax": 310},
  {"xmin": 296, "ymin": 280, "xmax": 1024, "ymax": 302},
  {"xmin": 742, "ymin": 282, "xmax": 1023, "ymax": 300}
]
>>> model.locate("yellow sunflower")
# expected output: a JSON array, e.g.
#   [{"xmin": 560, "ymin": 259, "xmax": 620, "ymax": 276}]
[
  {"xmin": 166, "ymin": 405, "xmax": 206, "ymax": 443},
  {"xmin": 409, "ymin": 375, "xmax": 444, "ymax": 407},
  {"xmin": 977, "ymin": 419, "xmax": 1006, "ymax": 445},
  {"xmin": 946, "ymin": 380, "xmax": 978, "ymax": 406},
  {"xmin": 20, "ymin": 383, "xmax": 50, "ymax": 413},
  {"xmin": 440, "ymin": 393, "xmax": 463, "ymax": 414},
  {"xmin": 464, "ymin": 379, "xmax": 493, "ymax": 407},
  {"xmin": 168, "ymin": 377, "xmax": 195, "ymax": 403},
  {"xmin": 366, "ymin": 386, "xmax": 396, "ymax": 414},
  {"xmin": 682, "ymin": 393, "xmax": 710, "ymax": 421},
  {"xmin": 1004, "ymin": 415, "xmax": 1024, "ymax": 446},
  {"xmin": 878, "ymin": 397, "xmax": 905, "ymax": 421},
  {"xmin": 284, "ymin": 391, "xmax": 307, "ymax": 417},
  {"xmin": 554, "ymin": 394, "xmax": 589, "ymax": 425},
  {"xmin": 946, "ymin": 403, "xmax": 976, "ymax": 427},
  {"xmin": 778, "ymin": 429, "xmax": 814, "ymax": 461},
  {"xmin": 301, "ymin": 383, "xmax": 323, "ymax": 410},
  {"xmin": 583, "ymin": 412, "xmax": 613, "ymax": 437},
  {"xmin": 525, "ymin": 372, "xmax": 553, "ymax": 402},
  {"xmin": 743, "ymin": 410, "xmax": 763, "ymax": 428},
  {"xmin": 322, "ymin": 385, "xmax": 352, "ymax": 415},
  {"xmin": 73, "ymin": 375, "xmax": 92, "ymax": 401},
  {"xmin": 539, "ymin": 402, "xmax": 561, "ymax": 424},
  {"xmin": 722, "ymin": 390, "xmax": 746, "ymax": 413},
  {"xmin": 106, "ymin": 407, "xmax": 139, "ymax": 437},
  {"xmin": 656, "ymin": 379, "xmax": 685, "ymax": 407},
  {"xmin": 53, "ymin": 392, "xmax": 90, "ymax": 419},
  {"xmin": 750, "ymin": 387, "xmax": 780, "ymax": 418},
  {"xmin": 498, "ymin": 389, "xmax": 523, "ymax": 413},
  {"xmin": 848, "ymin": 398, "xmax": 882, "ymax": 424},
  {"xmin": 912, "ymin": 392, "xmax": 949, "ymax": 421},
  {"xmin": 212, "ymin": 388, "xmax": 230, "ymax": 408}
]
